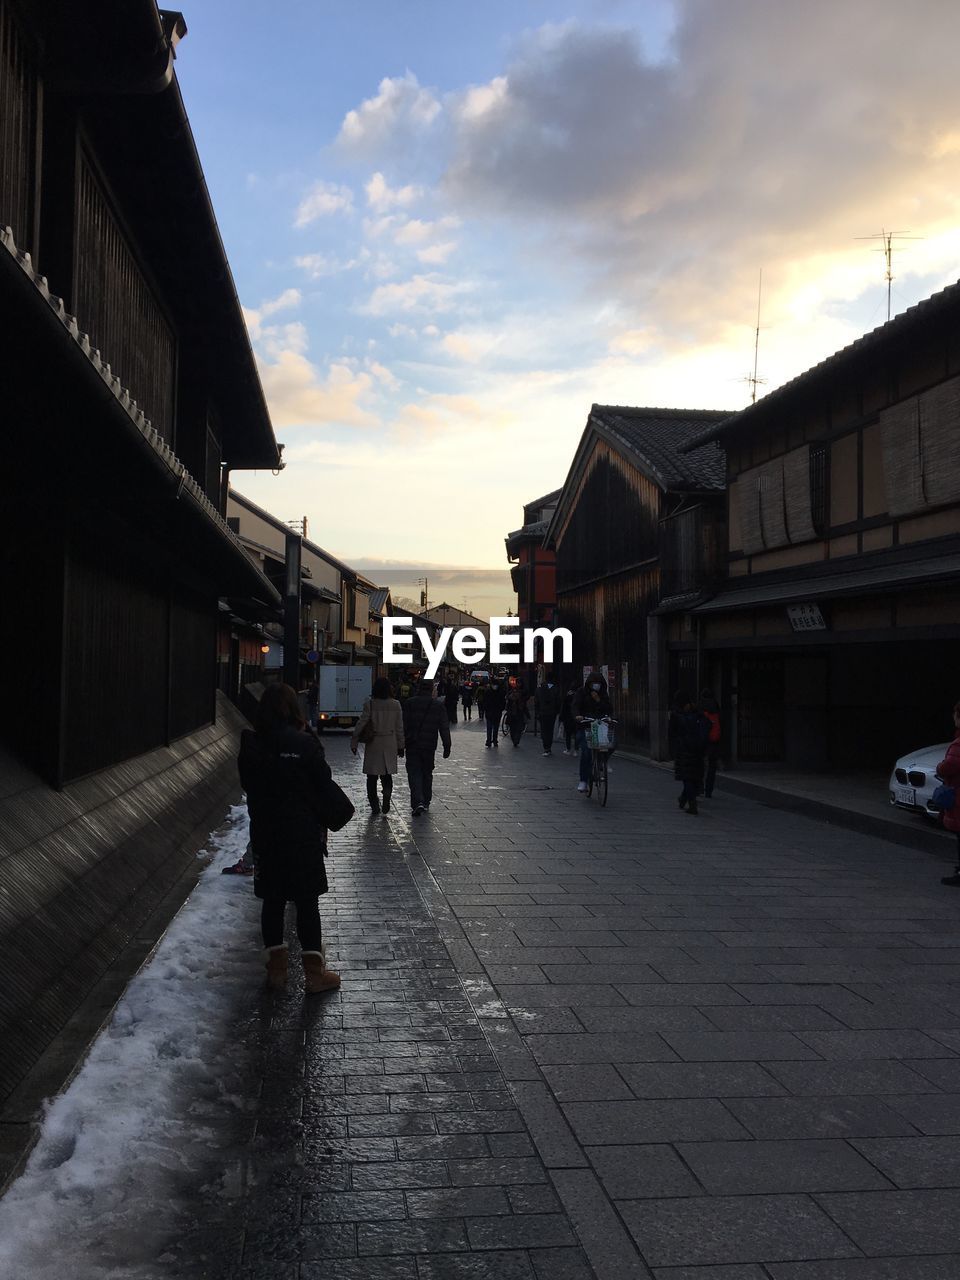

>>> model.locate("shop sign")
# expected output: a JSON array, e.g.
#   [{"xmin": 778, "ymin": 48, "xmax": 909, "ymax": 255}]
[{"xmin": 787, "ymin": 603, "xmax": 826, "ymax": 632}]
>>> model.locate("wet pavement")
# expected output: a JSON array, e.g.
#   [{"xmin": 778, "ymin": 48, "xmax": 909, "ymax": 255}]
[{"xmin": 196, "ymin": 718, "xmax": 960, "ymax": 1278}]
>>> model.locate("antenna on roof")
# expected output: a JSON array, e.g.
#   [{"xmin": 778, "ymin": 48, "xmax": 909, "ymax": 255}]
[
  {"xmin": 856, "ymin": 228, "xmax": 924, "ymax": 322},
  {"xmin": 742, "ymin": 269, "xmax": 766, "ymax": 405}
]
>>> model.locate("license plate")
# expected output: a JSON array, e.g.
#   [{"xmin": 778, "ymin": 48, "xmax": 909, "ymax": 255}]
[
  {"xmin": 894, "ymin": 785, "xmax": 916, "ymax": 806},
  {"xmin": 338, "ymin": 717, "xmax": 353, "ymax": 726}
]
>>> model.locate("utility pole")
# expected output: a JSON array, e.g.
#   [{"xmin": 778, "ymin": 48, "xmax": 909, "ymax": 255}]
[
  {"xmin": 283, "ymin": 529, "xmax": 302, "ymax": 689},
  {"xmin": 856, "ymin": 229, "xmax": 923, "ymax": 322},
  {"xmin": 417, "ymin": 576, "xmax": 429, "ymax": 611}
]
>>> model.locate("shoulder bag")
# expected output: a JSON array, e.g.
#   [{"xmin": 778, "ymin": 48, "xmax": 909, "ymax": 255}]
[{"xmin": 357, "ymin": 699, "xmax": 376, "ymax": 745}]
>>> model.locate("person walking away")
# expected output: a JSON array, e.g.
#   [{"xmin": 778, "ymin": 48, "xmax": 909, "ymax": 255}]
[
  {"xmin": 460, "ymin": 679, "xmax": 475, "ymax": 721},
  {"xmin": 699, "ymin": 688, "xmax": 722, "ymax": 798},
  {"xmin": 484, "ymin": 677, "xmax": 507, "ymax": 748},
  {"xmin": 475, "ymin": 680, "xmax": 486, "ymax": 721},
  {"xmin": 443, "ymin": 675, "xmax": 459, "ymax": 725},
  {"xmin": 669, "ymin": 691, "xmax": 709, "ymax": 815},
  {"xmin": 505, "ymin": 684, "xmax": 529, "ymax": 747},
  {"xmin": 573, "ymin": 678, "xmax": 613, "ymax": 792},
  {"xmin": 306, "ymin": 678, "xmax": 319, "ymax": 730},
  {"xmin": 937, "ymin": 701, "xmax": 960, "ymax": 886},
  {"xmin": 237, "ymin": 682, "xmax": 342, "ymax": 994},
  {"xmin": 560, "ymin": 682, "xmax": 579, "ymax": 755},
  {"xmin": 535, "ymin": 672, "xmax": 562, "ymax": 756},
  {"xmin": 351, "ymin": 677, "xmax": 405, "ymax": 814},
  {"xmin": 402, "ymin": 679, "xmax": 452, "ymax": 814}
]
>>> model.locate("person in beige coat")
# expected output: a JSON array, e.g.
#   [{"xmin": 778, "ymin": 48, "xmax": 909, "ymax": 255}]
[{"xmin": 351, "ymin": 676, "xmax": 405, "ymax": 814}]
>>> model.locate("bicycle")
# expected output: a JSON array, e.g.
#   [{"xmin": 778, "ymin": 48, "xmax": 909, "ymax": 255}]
[{"xmin": 579, "ymin": 717, "xmax": 617, "ymax": 806}]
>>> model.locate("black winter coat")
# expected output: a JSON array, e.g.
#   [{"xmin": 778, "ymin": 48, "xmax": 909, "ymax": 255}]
[
  {"xmin": 238, "ymin": 725, "xmax": 332, "ymax": 901},
  {"xmin": 484, "ymin": 685, "xmax": 507, "ymax": 718},
  {"xmin": 402, "ymin": 695, "xmax": 452, "ymax": 753},
  {"xmin": 670, "ymin": 710, "xmax": 708, "ymax": 786}
]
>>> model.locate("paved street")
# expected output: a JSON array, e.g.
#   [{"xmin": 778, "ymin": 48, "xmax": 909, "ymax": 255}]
[{"xmin": 203, "ymin": 719, "xmax": 960, "ymax": 1279}]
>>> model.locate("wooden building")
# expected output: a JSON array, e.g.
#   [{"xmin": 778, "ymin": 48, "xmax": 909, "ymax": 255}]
[
  {"xmin": 0, "ymin": 2, "xmax": 280, "ymax": 1112},
  {"xmin": 545, "ymin": 406, "xmax": 730, "ymax": 751},
  {"xmin": 506, "ymin": 490, "xmax": 560, "ymax": 694},
  {"xmin": 674, "ymin": 280, "xmax": 960, "ymax": 769},
  {"xmin": 227, "ymin": 489, "xmax": 382, "ymax": 677}
]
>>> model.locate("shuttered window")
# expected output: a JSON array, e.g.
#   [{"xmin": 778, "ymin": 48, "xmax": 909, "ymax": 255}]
[
  {"xmin": 739, "ymin": 445, "xmax": 817, "ymax": 554},
  {"xmin": 880, "ymin": 374, "xmax": 960, "ymax": 515},
  {"xmin": 0, "ymin": 0, "xmax": 38, "ymax": 251}
]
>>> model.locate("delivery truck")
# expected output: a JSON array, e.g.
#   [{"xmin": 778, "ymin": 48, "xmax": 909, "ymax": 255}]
[{"xmin": 314, "ymin": 665, "xmax": 372, "ymax": 730}]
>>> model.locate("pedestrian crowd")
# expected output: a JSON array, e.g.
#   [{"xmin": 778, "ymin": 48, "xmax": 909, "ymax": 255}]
[{"xmin": 230, "ymin": 665, "xmax": 960, "ymax": 996}]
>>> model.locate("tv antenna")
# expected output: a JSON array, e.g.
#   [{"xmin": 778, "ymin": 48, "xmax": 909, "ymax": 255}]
[
  {"xmin": 856, "ymin": 228, "xmax": 924, "ymax": 322},
  {"xmin": 743, "ymin": 269, "xmax": 766, "ymax": 404}
]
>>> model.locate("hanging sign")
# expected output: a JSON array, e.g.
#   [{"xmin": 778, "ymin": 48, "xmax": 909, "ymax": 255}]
[{"xmin": 787, "ymin": 603, "xmax": 826, "ymax": 632}]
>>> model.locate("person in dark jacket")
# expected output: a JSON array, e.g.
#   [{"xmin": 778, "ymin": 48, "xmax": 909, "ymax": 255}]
[
  {"xmin": 483, "ymin": 678, "xmax": 507, "ymax": 747},
  {"xmin": 560, "ymin": 682, "xmax": 579, "ymax": 755},
  {"xmin": 460, "ymin": 680, "xmax": 475, "ymax": 720},
  {"xmin": 699, "ymin": 687, "xmax": 722, "ymax": 799},
  {"xmin": 669, "ymin": 691, "xmax": 709, "ymax": 815},
  {"xmin": 534, "ymin": 672, "xmax": 562, "ymax": 755},
  {"xmin": 573, "ymin": 677, "xmax": 613, "ymax": 791},
  {"xmin": 938, "ymin": 700, "xmax": 960, "ymax": 886},
  {"xmin": 505, "ymin": 684, "xmax": 529, "ymax": 747},
  {"xmin": 402, "ymin": 679, "xmax": 452, "ymax": 814},
  {"xmin": 237, "ymin": 682, "xmax": 341, "ymax": 993},
  {"xmin": 442, "ymin": 675, "xmax": 459, "ymax": 725}
]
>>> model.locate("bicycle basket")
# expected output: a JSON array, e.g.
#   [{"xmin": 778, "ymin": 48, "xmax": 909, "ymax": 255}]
[{"xmin": 588, "ymin": 720, "xmax": 615, "ymax": 751}]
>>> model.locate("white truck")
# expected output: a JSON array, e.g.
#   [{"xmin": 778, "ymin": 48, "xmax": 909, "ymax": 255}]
[{"xmin": 314, "ymin": 665, "xmax": 372, "ymax": 730}]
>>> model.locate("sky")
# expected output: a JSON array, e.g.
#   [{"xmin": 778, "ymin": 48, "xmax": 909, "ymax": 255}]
[{"xmin": 175, "ymin": 0, "xmax": 960, "ymax": 615}]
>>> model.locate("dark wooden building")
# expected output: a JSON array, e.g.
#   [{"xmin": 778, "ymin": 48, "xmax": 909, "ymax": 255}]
[
  {"xmin": 545, "ymin": 406, "xmax": 729, "ymax": 752},
  {"xmin": 0, "ymin": 0, "xmax": 280, "ymax": 1119},
  {"xmin": 675, "ymin": 279, "xmax": 960, "ymax": 770}
]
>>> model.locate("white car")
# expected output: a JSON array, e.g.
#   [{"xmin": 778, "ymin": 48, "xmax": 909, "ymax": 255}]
[{"xmin": 888, "ymin": 743, "xmax": 951, "ymax": 819}]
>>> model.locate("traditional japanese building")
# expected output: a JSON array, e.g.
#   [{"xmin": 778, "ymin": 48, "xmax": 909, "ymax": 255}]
[
  {"xmin": 545, "ymin": 406, "xmax": 730, "ymax": 751},
  {"xmin": 505, "ymin": 490, "xmax": 560, "ymax": 692},
  {"xmin": 676, "ymin": 280, "xmax": 960, "ymax": 769},
  {"xmin": 0, "ymin": 1, "xmax": 280, "ymax": 1113}
]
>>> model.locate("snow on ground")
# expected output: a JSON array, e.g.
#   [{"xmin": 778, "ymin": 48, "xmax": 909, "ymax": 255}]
[{"xmin": 0, "ymin": 804, "xmax": 261, "ymax": 1279}]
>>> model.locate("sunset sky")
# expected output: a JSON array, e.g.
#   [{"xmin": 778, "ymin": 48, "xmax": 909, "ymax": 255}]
[{"xmin": 176, "ymin": 0, "xmax": 960, "ymax": 615}]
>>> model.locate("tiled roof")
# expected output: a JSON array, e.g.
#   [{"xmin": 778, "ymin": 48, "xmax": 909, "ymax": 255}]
[
  {"xmin": 523, "ymin": 488, "xmax": 562, "ymax": 515},
  {"xmin": 368, "ymin": 587, "xmax": 390, "ymax": 616},
  {"xmin": 591, "ymin": 405, "xmax": 732, "ymax": 491},
  {"xmin": 681, "ymin": 276, "xmax": 960, "ymax": 451}
]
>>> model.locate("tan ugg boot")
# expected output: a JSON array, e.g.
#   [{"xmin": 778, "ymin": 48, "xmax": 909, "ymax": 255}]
[
  {"xmin": 302, "ymin": 950, "xmax": 341, "ymax": 994},
  {"xmin": 263, "ymin": 944, "xmax": 288, "ymax": 989}
]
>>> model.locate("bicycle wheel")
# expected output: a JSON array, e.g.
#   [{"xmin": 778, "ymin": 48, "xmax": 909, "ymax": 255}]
[
  {"xmin": 587, "ymin": 750, "xmax": 595, "ymax": 797},
  {"xmin": 597, "ymin": 752, "xmax": 609, "ymax": 806}
]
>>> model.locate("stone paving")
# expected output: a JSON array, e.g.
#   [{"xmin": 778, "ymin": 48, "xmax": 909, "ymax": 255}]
[{"xmin": 222, "ymin": 718, "xmax": 960, "ymax": 1279}]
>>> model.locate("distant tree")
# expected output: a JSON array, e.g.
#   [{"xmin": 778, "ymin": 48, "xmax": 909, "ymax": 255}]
[{"xmin": 391, "ymin": 594, "xmax": 420, "ymax": 614}]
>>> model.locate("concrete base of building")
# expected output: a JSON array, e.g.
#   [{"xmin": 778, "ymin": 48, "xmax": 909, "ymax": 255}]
[{"xmin": 0, "ymin": 692, "xmax": 248, "ymax": 1189}]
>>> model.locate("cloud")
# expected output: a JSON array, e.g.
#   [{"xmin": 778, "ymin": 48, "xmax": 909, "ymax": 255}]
[
  {"xmin": 393, "ymin": 216, "xmax": 460, "ymax": 247},
  {"xmin": 361, "ymin": 273, "xmax": 473, "ymax": 316},
  {"xmin": 365, "ymin": 172, "xmax": 424, "ymax": 211},
  {"xmin": 336, "ymin": 72, "xmax": 441, "ymax": 156},
  {"xmin": 442, "ymin": 3, "xmax": 960, "ymax": 343},
  {"xmin": 416, "ymin": 241, "xmax": 457, "ymax": 265},
  {"xmin": 242, "ymin": 288, "xmax": 302, "ymax": 340},
  {"xmin": 294, "ymin": 251, "xmax": 369, "ymax": 279},
  {"xmin": 260, "ymin": 287, "xmax": 302, "ymax": 318},
  {"xmin": 294, "ymin": 180, "xmax": 354, "ymax": 227},
  {"xmin": 257, "ymin": 351, "xmax": 378, "ymax": 428}
]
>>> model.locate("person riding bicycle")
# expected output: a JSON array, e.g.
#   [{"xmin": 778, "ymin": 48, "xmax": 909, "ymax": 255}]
[{"xmin": 573, "ymin": 677, "xmax": 613, "ymax": 793}]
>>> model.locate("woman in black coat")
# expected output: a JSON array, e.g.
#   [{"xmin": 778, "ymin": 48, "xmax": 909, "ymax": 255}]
[
  {"xmin": 238, "ymin": 682, "xmax": 341, "ymax": 993},
  {"xmin": 669, "ymin": 691, "xmax": 709, "ymax": 815}
]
